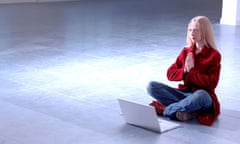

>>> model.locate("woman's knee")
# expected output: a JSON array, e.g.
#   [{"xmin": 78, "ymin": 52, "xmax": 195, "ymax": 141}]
[
  {"xmin": 147, "ymin": 81, "xmax": 156, "ymax": 95},
  {"xmin": 148, "ymin": 81, "xmax": 161, "ymax": 87},
  {"xmin": 194, "ymin": 89, "xmax": 212, "ymax": 107},
  {"xmin": 147, "ymin": 81, "xmax": 164, "ymax": 94}
]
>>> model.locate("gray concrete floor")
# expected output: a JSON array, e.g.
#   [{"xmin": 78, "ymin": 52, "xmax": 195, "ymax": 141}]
[{"xmin": 0, "ymin": 0, "xmax": 239, "ymax": 144}]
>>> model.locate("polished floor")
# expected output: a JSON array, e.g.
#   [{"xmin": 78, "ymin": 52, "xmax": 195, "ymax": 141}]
[{"xmin": 0, "ymin": 0, "xmax": 240, "ymax": 144}]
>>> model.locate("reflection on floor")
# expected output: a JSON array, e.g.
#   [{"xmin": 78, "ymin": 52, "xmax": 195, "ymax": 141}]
[{"xmin": 0, "ymin": 0, "xmax": 239, "ymax": 144}]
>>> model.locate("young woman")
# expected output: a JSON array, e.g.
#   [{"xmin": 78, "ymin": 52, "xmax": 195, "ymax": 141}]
[{"xmin": 147, "ymin": 16, "xmax": 221, "ymax": 126}]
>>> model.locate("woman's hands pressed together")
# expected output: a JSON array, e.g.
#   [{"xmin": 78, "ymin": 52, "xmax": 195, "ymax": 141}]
[{"xmin": 184, "ymin": 53, "xmax": 194, "ymax": 73}]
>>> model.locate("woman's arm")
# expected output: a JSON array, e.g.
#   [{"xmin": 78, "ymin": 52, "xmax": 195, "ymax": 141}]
[{"xmin": 167, "ymin": 48, "xmax": 188, "ymax": 81}]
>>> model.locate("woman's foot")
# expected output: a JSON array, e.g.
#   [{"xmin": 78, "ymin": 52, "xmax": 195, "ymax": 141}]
[
  {"xmin": 149, "ymin": 100, "xmax": 165, "ymax": 116},
  {"xmin": 175, "ymin": 111, "xmax": 196, "ymax": 121}
]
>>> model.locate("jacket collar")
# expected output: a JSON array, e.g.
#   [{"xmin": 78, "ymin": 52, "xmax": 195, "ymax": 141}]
[{"xmin": 189, "ymin": 45, "xmax": 211, "ymax": 57}]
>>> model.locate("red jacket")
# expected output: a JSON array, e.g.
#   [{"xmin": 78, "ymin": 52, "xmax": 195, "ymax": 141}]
[{"xmin": 167, "ymin": 45, "xmax": 221, "ymax": 126}]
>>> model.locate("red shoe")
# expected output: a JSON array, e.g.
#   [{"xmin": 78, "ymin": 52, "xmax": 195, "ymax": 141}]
[{"xmin": 149, "ymin": 100, "xmax": 165, "ymax": 116}]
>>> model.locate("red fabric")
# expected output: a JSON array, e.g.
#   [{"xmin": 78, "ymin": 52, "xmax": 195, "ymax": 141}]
[
  {"xmin": 167, "ymin": 45, "xmax": 221, "ymax": 126},
  {"xmin": 150, "ymin": 100, "xmax": 166, "ymax": 116}
]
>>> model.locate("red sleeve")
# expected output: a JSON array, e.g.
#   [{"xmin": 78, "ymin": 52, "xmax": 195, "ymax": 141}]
[
  {"xmin": 185, "ymin": 51, "xmax": 221, "ymax": 91},
  {"xmin": 167, "ymin": 48, "xmax": 188, "ymax": 81}
]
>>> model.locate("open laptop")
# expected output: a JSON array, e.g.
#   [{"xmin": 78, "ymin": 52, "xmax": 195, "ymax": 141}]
[{"xmin": 118, "ymin": 98, "xmax": 181, "ymax": 133}]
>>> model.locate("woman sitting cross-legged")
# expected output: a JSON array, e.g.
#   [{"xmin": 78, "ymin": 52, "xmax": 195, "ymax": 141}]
[{"xmin": 147, "ymin": 16, "xmax": 221, "ymax": 126}]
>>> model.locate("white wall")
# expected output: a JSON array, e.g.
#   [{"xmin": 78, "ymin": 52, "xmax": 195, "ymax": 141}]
[
  {"xmin": 221, "ymin": 0, "xmax": 240, "ymax": 25},
  {"xmin": 0, "ymin": 0, "xmax": 79, "ymax": 4},
  {"xmin": 238, "ymin": 0, "xmax": 240, "ymax": 25}
]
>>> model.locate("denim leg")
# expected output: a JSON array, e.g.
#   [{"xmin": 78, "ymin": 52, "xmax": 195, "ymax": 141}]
[
  {"xmin": 163, "ymin": 89, "xmax": 213, "ymax": 117},
  {"xmin": 147, "ymin": 81, "xmax": 186, "ymax": 106}
]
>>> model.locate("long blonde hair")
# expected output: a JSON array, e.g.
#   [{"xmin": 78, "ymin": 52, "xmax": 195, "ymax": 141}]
[{"xmin": 186, "ymin": 16, "xmax": 217, "ymax": 49}]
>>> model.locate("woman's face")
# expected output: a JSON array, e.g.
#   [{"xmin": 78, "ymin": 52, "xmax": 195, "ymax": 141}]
[{"xmin": 188, "ymin": 21, "xmax": 202, "ymax": 43}]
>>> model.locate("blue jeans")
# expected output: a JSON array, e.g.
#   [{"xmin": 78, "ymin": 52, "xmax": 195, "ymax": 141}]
[{"xmin": 147, "ymin": 81, "xmax": 212, "ymax": 118}]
